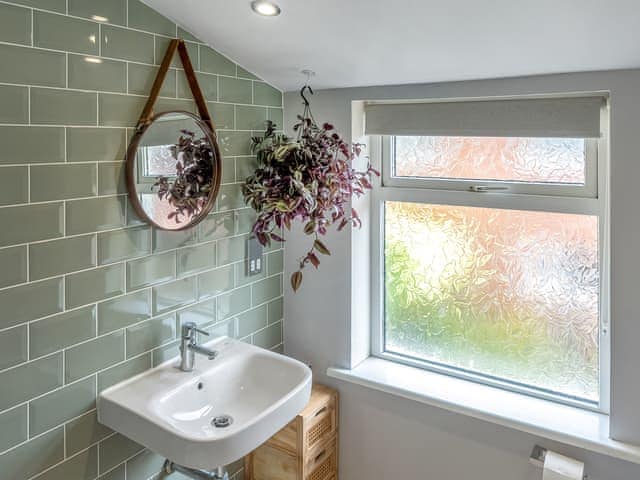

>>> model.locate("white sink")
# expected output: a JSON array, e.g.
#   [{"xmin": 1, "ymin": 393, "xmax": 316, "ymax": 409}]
[{"xmin": 97, "ymin": 336, "xmax": 312, "ymax": 470}]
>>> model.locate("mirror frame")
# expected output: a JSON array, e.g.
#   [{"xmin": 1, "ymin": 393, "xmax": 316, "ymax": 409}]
[{"xmin": 125, "ymin": 110, "xmax": 223, "ymax": 231}]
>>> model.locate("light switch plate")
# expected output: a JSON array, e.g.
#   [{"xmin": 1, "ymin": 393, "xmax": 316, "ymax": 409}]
[{"xmin": 247, "ymin": 236, "xmax": 263, "ymax": 276}]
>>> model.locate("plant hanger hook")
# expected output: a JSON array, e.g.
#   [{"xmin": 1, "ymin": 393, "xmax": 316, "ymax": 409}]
[{"xmin": 300, "ymin": 84, "xmax": 314, "ymax": 107}]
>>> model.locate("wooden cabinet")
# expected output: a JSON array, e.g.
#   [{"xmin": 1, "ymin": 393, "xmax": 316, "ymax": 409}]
[{"xmin": 245, "ymin": 384, "xmax": 338, "ymax": 480}]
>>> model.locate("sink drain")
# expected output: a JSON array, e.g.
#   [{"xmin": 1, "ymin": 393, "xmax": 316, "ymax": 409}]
[{"xmin": 211, "ymin": 415, "xmax": 233, "ymax": 428}]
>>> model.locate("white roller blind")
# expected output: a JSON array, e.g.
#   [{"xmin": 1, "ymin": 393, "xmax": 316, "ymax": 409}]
[{"xmin": 365, "ymin": 96, "xmax": 604, "ymax": 138}]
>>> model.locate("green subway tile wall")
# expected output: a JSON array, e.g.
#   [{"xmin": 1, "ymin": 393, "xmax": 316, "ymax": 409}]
[{"xmin": 0, "ymin": 1, "xmax": 283, "ymax": 479}]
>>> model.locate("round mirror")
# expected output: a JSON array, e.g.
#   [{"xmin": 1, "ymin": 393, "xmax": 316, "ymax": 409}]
[{"xmin": 126, "ymin": 111, "xmax": 222, "ymax": 230}]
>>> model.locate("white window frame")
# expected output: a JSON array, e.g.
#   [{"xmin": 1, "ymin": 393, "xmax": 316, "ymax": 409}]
[{"xmin": 369, "ymin": 108, "xmax": 610, "ymax": 413}]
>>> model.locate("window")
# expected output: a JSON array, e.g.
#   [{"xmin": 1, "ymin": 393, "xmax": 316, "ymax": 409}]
[{"xmin": 367, "ymin": 97, "xmax": 608, "ymax": 410}]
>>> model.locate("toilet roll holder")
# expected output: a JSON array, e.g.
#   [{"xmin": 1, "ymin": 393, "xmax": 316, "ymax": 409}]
[{"xmin": 529, "ymin": 445, "xmax": 588, "ymax": 479}]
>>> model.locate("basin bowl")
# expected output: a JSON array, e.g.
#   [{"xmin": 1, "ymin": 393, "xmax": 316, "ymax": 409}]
[{"xmin": 98, "ymin": 336, "xmax": 312, "ymax": 470}]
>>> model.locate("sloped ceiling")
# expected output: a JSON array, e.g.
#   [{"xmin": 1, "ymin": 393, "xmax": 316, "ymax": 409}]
[{"xmin": 145, "ymin": 0, "xmax": 640, "ymax": 91}]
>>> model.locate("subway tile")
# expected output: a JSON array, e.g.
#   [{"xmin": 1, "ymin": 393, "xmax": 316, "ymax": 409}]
[
  {"xmin": 126, "ymin": 314, "xmax": 176, "ymax": 357},
  {"xmin": 237, "ymin": 66, "xmax": 259, "ymax": 81},
  {"xmin": 218, "ymin": 183, "xmax": 245, "ymax": 211},
  {"xmin": 268, "ymin": 297, "xmax": 283, "ymax": 324},
  {"xmin": 32, "ymin": 445, "xmax": 97, "ymax": 480},
  {"xmin": 65, "ymin": 411, "xmax": 112, "ymax": 456},
  {"xmin": 267, "ymin": 250, "xmax": 284, "ymax": 276},
  {"xmin": 65, "ymin": 330, "xmax": 124, "ymax": 382},
  {"xmin": 0, "ymin": 166, "xmax": 28, "ymax": 206},
  {"xmin": 102, "ymin": 24, "xmax": 154, "ymax": 63},
  {"xmin": 235, "ymin": 260, "xmax": 265, "ymax": 287},
  {"xmin": 151, "ymin": 339, "xmax": 180, "ymax": 366},
  {"xmin": 178, "ymin": 71, "xmax": 217, "ymax": 100},
  {"xmin": 127, "ymin": 63, "xmax": 176, "ymax": 97},
  {"xmin": 98, "ymin": 433, "xmax": 144, "ymax": 473},
  {"xmin": 128, "ymin": 0, "xmax": 176, "ymax": 36},
  {"xmin": 30, "ymin": 163, "xmax": 97, "ymax": 201},
  {"xmin": 98, "ymin": 226, "xmax": 151, "ymax": 264},
  {"xmin": 237, "ymin": 305, "xmax": 268, "ymax": 338},
  {"xmin": 99, "ymin": 464, "xmax": 125, "ymax": 480},
  {"xmin": 0, "ymin": 203, "xmax": 63, "ymax": 247},
  {"xmin": 236, "ymin": 155, "xmax": 259, "ymax": 181},
  {"xmin": 199, "ymin": 211, "xmax": 235, "ymax": 241},
  {"xmin": 0, "ymin": 245, "xmax": 27, "ymax": 288},
  {"xmin": 98, "ymin": 93, "xmax": 147, "ymax": 127},
  {"xmin": 254, "ymin": 82, "xmax": 282, "ymax": 107},
  {"xmin": 154, "ymin": 36, "xmax": 198, "ymax": 69},
  {"xmin": 0, "ymin": 126, "xmax": 65, "ymax": 165},
  {"xmin": 98, "ymin": 162, "xmax": 126, "ymax": 195},
  {"xmin": 0, "ymin": 278, "xmax": 63, "ymax": 330},
  {"xmin": 178, "ymin": 26, "xmax": 201, "ymax": 43},
  {"xmin": 30, "ymin": 88, "xmax": 97, "ymax": 126},
  {"xmin": 236, "ymin": 105, "xmax": 268, "ymax": 131},
  {"xmin": 253, "ymin": 321, "xmax": 282, "ymax": 349},
  {"xmin": 0, "ymin": 405, "xmax": 27, "ymax": 452},
  {"xmin": 207, "ymin": 317, "xmax": 238, "ymax": 339},
  {"xmin": 219, "ymin": 77, "xmax": 252, "ymax": 104},
  {"xmin": 0, "ymin": 85, "xmax": 28, "ymax": 123},
  {"xmin": 268, "ymin": 107, "xmax": 284, "ymax": 127},
  {"xmin": 217, "ymin": 286, "xmax": 251, "ymax": 321},
  {"xmin": 0, "ymin": 353, "xmax": 63, "ymax": 411},
  {"xmin": 69, "ymin": 0, "xmax": 127, "ymax": 26},
  {"xmin": 154, "ymin": 97, "xmax": 197, "ymax": 114},
  {"xmin": 68, "ymin": 54, "xmax": 127, "ymax": 93},
  {"xmin": 198, "ymin": 265, "xmax": 234, "ymax": 300},
  {"xmin": 29, "ymin": 377, "xmax": 96, "ymax": 436},
  {"xmin": 97, "ymin": 290, "xmax": 151, "ymax": 334},
  {"xmin": 177, "ymin": 242, "xmax": 216, "ymax": 277},
  {"xmin": 33, "ymin": 11, "xmax": 99, "ymax": 55},
  {"xmin": 126, "ymin": 449, "xmax": 165, "ymax": 480},
  {"xmin": 222, "ymin": 157, "xmax": 236, "ymax": 183},
  {"xmin": 98, "ymin": 353, "xmax": 151, "ymax": 391},
  {"xmin": 0, "ymin": 44, "xmax": 65, "ymax": 87},
  {"xmin": 67, "ymin": 127, "xmax": 127, "ymax": 163},
  {"xmin": 252, "ymin": 274, "xmax": 282, "ymax": 305},
  {"xmin": 11, "ymin": 0, "xmax": 65, "ymax": 13},
  {"xmin": 66, "ymin": 196, "xmax": 127, "ymax": 235},
  {"xmin": 235, "ymin": 208, "xmax": 257, "ymax": 235},
  {"xmin": 177, "ymin": 300, "xmax": 215, "ymax": 328},
  {"xmin": 218, "ymin": 131, "xmax": 252, "ymax": 156},
  {"xmin": 153, "ymin": 277, "xmax": 197, "ymax": 314},
  {"xmin": 29, "ymin": 306, "xmax": 96, "ymax": 358},
  {"xmin": 66, "ymin": 264, "xmax": 125, "ymax": 309},
  {"xmin": 126, "ymin": 251, "xmax": 175, "ymax": 290},
  {"xmin": 0, "ymin": 427, "xmax": 64, "ymax": 480},
  {"xmin": 217, "ymin": 235, "xmax": 247, "ymax": 266},
  {"xmin": 153, "ymin": 228, "xmax": 196, "ymax": 252},
  {"xmin": 208, "ymin": 102, "xmax": 235, "ymax": 129},
  {"xmin": 29, "ymin": 235, "xmax": 96, "ymax": 280},
  {"xmin": 200, "ymin": 46, "xmax": 236, "ymax": 76},
  {"xmin": 0, "ymin": 326, "xmax": 28, "ymax": 370}
]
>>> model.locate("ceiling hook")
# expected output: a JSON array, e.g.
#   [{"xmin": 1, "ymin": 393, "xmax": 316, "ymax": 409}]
[{"xmin": 300, "ymin": 69, "xmax": 316, "ymax": 106}]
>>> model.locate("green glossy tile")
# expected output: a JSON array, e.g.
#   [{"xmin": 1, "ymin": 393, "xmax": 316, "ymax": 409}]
[
  {"xmin": 30, "ymin": 164, "xmax": 97, "ymax": 201},
  {"xmin": 207, "ymin": 317, "xmax": 238, "ymax": 339},
  {"xmin": 198, "ymin": 265, "xmax": 234, "ymax": 300},
  {"xmin": 0, "ymin": 126, "xmax": 64, "ymax": 165},
  {"xmin": 237, "ymin": 66, "xmax": 259, "ymax": 81},
  {"xmin": 208, "ymin": 102, "xmax": 234, "ymax": 129},
  {"xmin": 177, "ymin": 242, "xmax": 216, "ymax": 277},
  {"xmin": 178, "ymin": 26, "xmax": 201, "ymax": 43},
  {"xmin": 97, "ymin": 162, "xmax": 126, "ymax": 195},
  {"xmin": 69, "ymin": 0, "xmax": 126, "ymax": 26},
  {"xmin": 199, "ymin": 212, "xmax": 234, "ymax": 241},
  {"xmin": 200, "ymin": 46, "xmax": 236, "ymax": 76},
  {"xmin": 31, "ymin": 88, "xmax": 97, "ymax": 126},
  {"xmin": 0, "ymin": 278, "xmax": 63, "ymax": 330},
  {"xmin": 65, "ymin": 330, "xmax": 124, "ymax": 382},
  {"xmin": 236, "ymin": 105, "xmax": 268, "ymax": 131},
  {"xmin": 268, "ymin": 297, "xmax": 283, "ymax": 324},
  {"xmin": 98, "ymin": 93, "xmax": 146, "ymax": 127},
  {"xmin": 0, "ymin": 166, "xmax": 28, "ymax": 206},
  {"xmin": 217, "ymin": 183, "xmax": 245, "ymax": 211},
  {"xmin": 252, "ymin": 274, "xmax": 282, "ymax": 305},
  {"xmin": 218, "ymin": 131, "xmax": 251, "ymax": 156},
  {"xmin": 235, "ymin": 260, "xmax": 265, "ymax": 287},
  {"xmin": 0, "ymin": 203, "xmax": 63, "ymax": 247},
  {"xmin": 66, "ymin": 264, "xmax": 125, "ymax": 309},
  {"xmin": 152, "ymin": 228, "xmax": 196, "ymax": 253},
  {"xmin": 128, "ymin": 63, "xmax": 176, "ymax": 97},
  {"xmin": 29, "ymin": 235, "xmax": 96, "ymax": 280},
  {"xmin": 254, "ymin": 82, "xmax": 282, "ymax": 107},
  {"xmin": 151, "ymin": 339, "xmax": 180, "ymax": 366},
  {"xmin": 268, "ymin": 107, "xmax": 284, "ymax": 127},
  {"xmin": 267, "ymin": 250, "xmax": 284, "ymax": 276},
  {"xmin": 99, "ymin": 464, "xmax": 124, "ymax": 480},
  {"xmin": 11, "ymin": 0, "xmax": 65, "ymax": 12},
  {"xmin": 98, "ymin": 226, "xmax": 150, "ymax": 264},
  {"xmin": 217, "ymin": 235, "xmax": 246, "ymax": 266},
  {"xmin": 0, "ymin": 427, "xmax": 64, "ymax": 480},
  {"xmin": 0, "ymin": 353, "xmax": 62, "ymax": 411},
  {"xmin": 97, "ymin": 290, "xmax": 150, "ymax": 334},
  {"xmin": 98, "ymin": 433, "xmax": 144, "ymax": 473},
  {"xmin": 216, "ymin": 286, "xmax": 251, "ymax": 321},
  {"xmin": 153, "ymin": 277, "xmax": 196, "ymax": 314},
  {"xmin": 154, "ymin": 97, "xmax": 197, "ymax": 113},
  {"xmin": 126, "ymin": 251, "xmax": 175, "ymax": 290},
  {"xmin": 128, "ymin": 0, "xmax": 175, "ymax": 35},
  {"xmin": 235, "ymin": 208, "xmax": 257, "ymax": 235},
  {"xmin": 177, "ymin": 300, "xmax": 215, "ymax": 328},
  {"xmin": 0, "ymin": 326, "xmax": 27, "ymax": 370},
  {"xmin": 178, "ymin": 72, "xmax": 217, "ymax": 100},
  {"xmin": 237, "ymin": 305, "xmax": 267, "ymax": 338},
  {"xmin": 0, "ymin": 405, "xmax": 27, "ymax": 452},
  {"xmin": 29, "ymin": 377, "xmax": 96, "ymax": 436},
  {"xmin": 0, "ymin": 85, "xmax": 28, "ymax": 123},
  {"xmin": 102, "ymin": 24, "xmax": 154, "ymax": 63},
  {"xmin": 98, "ymin": 353, "xmax": 151, "ymax": 391},
  {"xmin": 236, "ymin": 155, "xmax": 259, "ymax": 181},
  {"xmin": 0, "ymin": 43, "xmax": 65, "ymax": 87},
  {"xmin": 222, "ymin": 157, "xmax": 236, "ymax": 183},
  {"xmin": 126, "ymin": 449, "xmax": 165, "ymax": 480},
  {"xmin": 0, "ymin": 246, "xmax": 27, "ymax": 288},
  {"xmin": 34, "ymin": 11, "xmax": 99, "ymax": 55},
  {"xmin": 219, "ymin": 77, "xmax": 252, "ymax": 104},
  {"xmin": 66, "ymin": 196, "xmax": 127, "ymax": 235},
  {"xmin": 126, "ymin": 314, "xmax": 176, "ymax": 357},
  {"xmin": 253, "ymin": 321, "xmax": 282, "ymax": 349},
  {"xmin": 65, "ymin": 411, "xmax": 112, "ymax": 456},
  {"xmin": 154, "ymin": 36, "xmax": 198, "ymax": 69},
  {"xmin": 68, "ymin": 54, "xmax": 127, "ymax": 93},
  {"xmin": 29, "ymin": 306, "xmax": 96, "ymax": 358},
  {"xmin": 67, "ymin": 127, "xmax": 127, "ymax": 163},
  {"xmin": 32, "ymin": 445, "xmax": 97, "ymax": 480}
]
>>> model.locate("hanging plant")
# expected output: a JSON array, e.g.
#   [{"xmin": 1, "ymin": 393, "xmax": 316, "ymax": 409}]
[{"xmin": 242, "ymin": 86, "xmax": 379, "ymax": 292}]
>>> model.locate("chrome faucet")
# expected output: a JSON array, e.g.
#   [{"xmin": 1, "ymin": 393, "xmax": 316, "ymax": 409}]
[{"xmin": 179, "ymin": 322, "xmax": 218, "ymax": 372}]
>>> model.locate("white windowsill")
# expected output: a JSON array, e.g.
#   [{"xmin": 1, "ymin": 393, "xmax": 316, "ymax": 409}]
[{"xmin": 327, "ymin": 357, "xmax": 640, "ymax": 465}]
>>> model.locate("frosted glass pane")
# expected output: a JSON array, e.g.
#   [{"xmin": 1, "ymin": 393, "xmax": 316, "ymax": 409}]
[
  {"xmin": 384, "ymin": 201, "xmax": 599, "ymax": 402},
  {"xmin": 394, "ymin": 136, "xmax": 586, "ymax": 184}
]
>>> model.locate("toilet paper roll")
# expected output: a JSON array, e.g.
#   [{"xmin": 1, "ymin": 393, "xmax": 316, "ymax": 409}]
[{"xmin": 542, "ymin": 451, "xmax": 584, "ymax": 480}]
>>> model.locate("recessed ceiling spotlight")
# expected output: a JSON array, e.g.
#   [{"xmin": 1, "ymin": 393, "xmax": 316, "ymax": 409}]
[{"xmin": 250, "ymin": 1, "xmax": 281, "ymax": 17}]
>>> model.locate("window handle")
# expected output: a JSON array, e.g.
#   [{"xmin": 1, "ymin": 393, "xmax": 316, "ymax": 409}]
[{"xmin": 469, "ymin": 185, "xmax": 509, "ymax": 192}]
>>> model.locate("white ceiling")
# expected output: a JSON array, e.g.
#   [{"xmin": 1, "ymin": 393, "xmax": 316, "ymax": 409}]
[{"xmin": 146, "ymin": 0, "xmax": 640, "ymax": 92}]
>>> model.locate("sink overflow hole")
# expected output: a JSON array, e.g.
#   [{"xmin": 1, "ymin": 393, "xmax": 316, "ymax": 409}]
[
  {"xmin": 212, "ymin": 415, "xmax": 233, "ymax": 428},
  {"xmin": 197, "ymin": 382, "xmax": 203, "ymax": 390}
]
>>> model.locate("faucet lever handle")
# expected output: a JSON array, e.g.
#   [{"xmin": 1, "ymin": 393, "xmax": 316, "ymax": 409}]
[{"xmin": 181, "ymin": 322, "xmax": 210, "ymax": 339}]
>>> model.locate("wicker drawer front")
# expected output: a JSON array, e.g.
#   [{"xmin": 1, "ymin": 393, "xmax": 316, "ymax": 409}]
[
  {"xmin": 303, "ymin": 397, "xmax": 337, "ymax": 451},
  {"xmin": 305, "ymin": 437, "xmax": 337, "ymax": 480}
]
